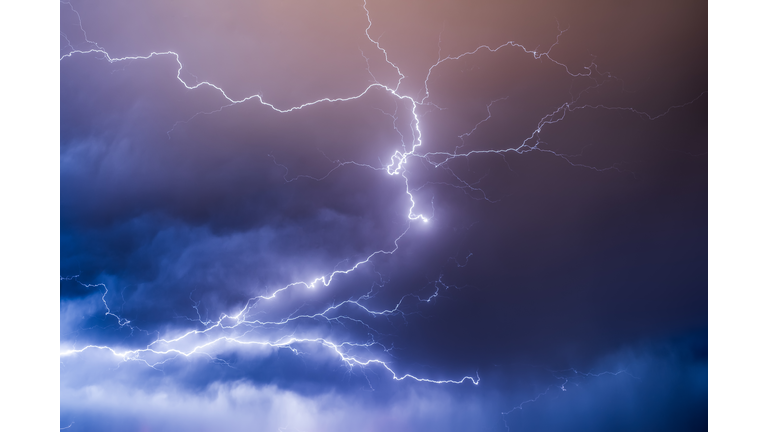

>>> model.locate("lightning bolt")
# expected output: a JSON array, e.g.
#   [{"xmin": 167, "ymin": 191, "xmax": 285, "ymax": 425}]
[
  {"xmin": 60, "ymin": 0, "xmax": 700, "ymax": 413},
  {"xmin": 500, "ymin": 368, "xmax": 639, "ymax": 431},
  {"xmin": 59, "ymin": 222, "xmax": 480, "ymax": 385}
]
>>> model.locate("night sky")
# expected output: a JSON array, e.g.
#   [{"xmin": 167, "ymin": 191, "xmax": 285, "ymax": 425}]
[{"xmin": 55, "ymin": 0, "xmax": 709, "ymax": 430}]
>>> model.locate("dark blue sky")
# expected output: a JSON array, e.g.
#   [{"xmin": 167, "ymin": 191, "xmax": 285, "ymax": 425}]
[{"xmin": 5, "ymin": 0, "xmax": 739, "ymax": 430}]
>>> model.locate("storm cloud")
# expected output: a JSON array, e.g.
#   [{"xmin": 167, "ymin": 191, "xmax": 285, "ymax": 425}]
[{"xmin": 59, "ymin": 0, "xmax": 707, "ymax": 430}]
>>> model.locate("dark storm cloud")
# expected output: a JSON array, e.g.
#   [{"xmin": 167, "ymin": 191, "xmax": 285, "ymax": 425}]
[
  {"xmin": 61, "ymin": 0, "xmax": 706, "ymax": 430},
  {"xmin": 59, "ymin": 332, "xmax": 705, "ymax": 432}
]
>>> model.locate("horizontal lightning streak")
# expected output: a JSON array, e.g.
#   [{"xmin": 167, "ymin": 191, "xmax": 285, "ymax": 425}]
[
  {"xmin": 500, "ymin": 368, "xmax": 638, "ymax": 431},
  {"xmin": 59, "ymin": 221, "xmax": 476, "ymax": 383}
]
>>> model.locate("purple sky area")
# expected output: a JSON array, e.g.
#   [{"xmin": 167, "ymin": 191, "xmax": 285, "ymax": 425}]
[{"xmin": 59, "ymin": 1, "xmax": 707, "ymax": 430}]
